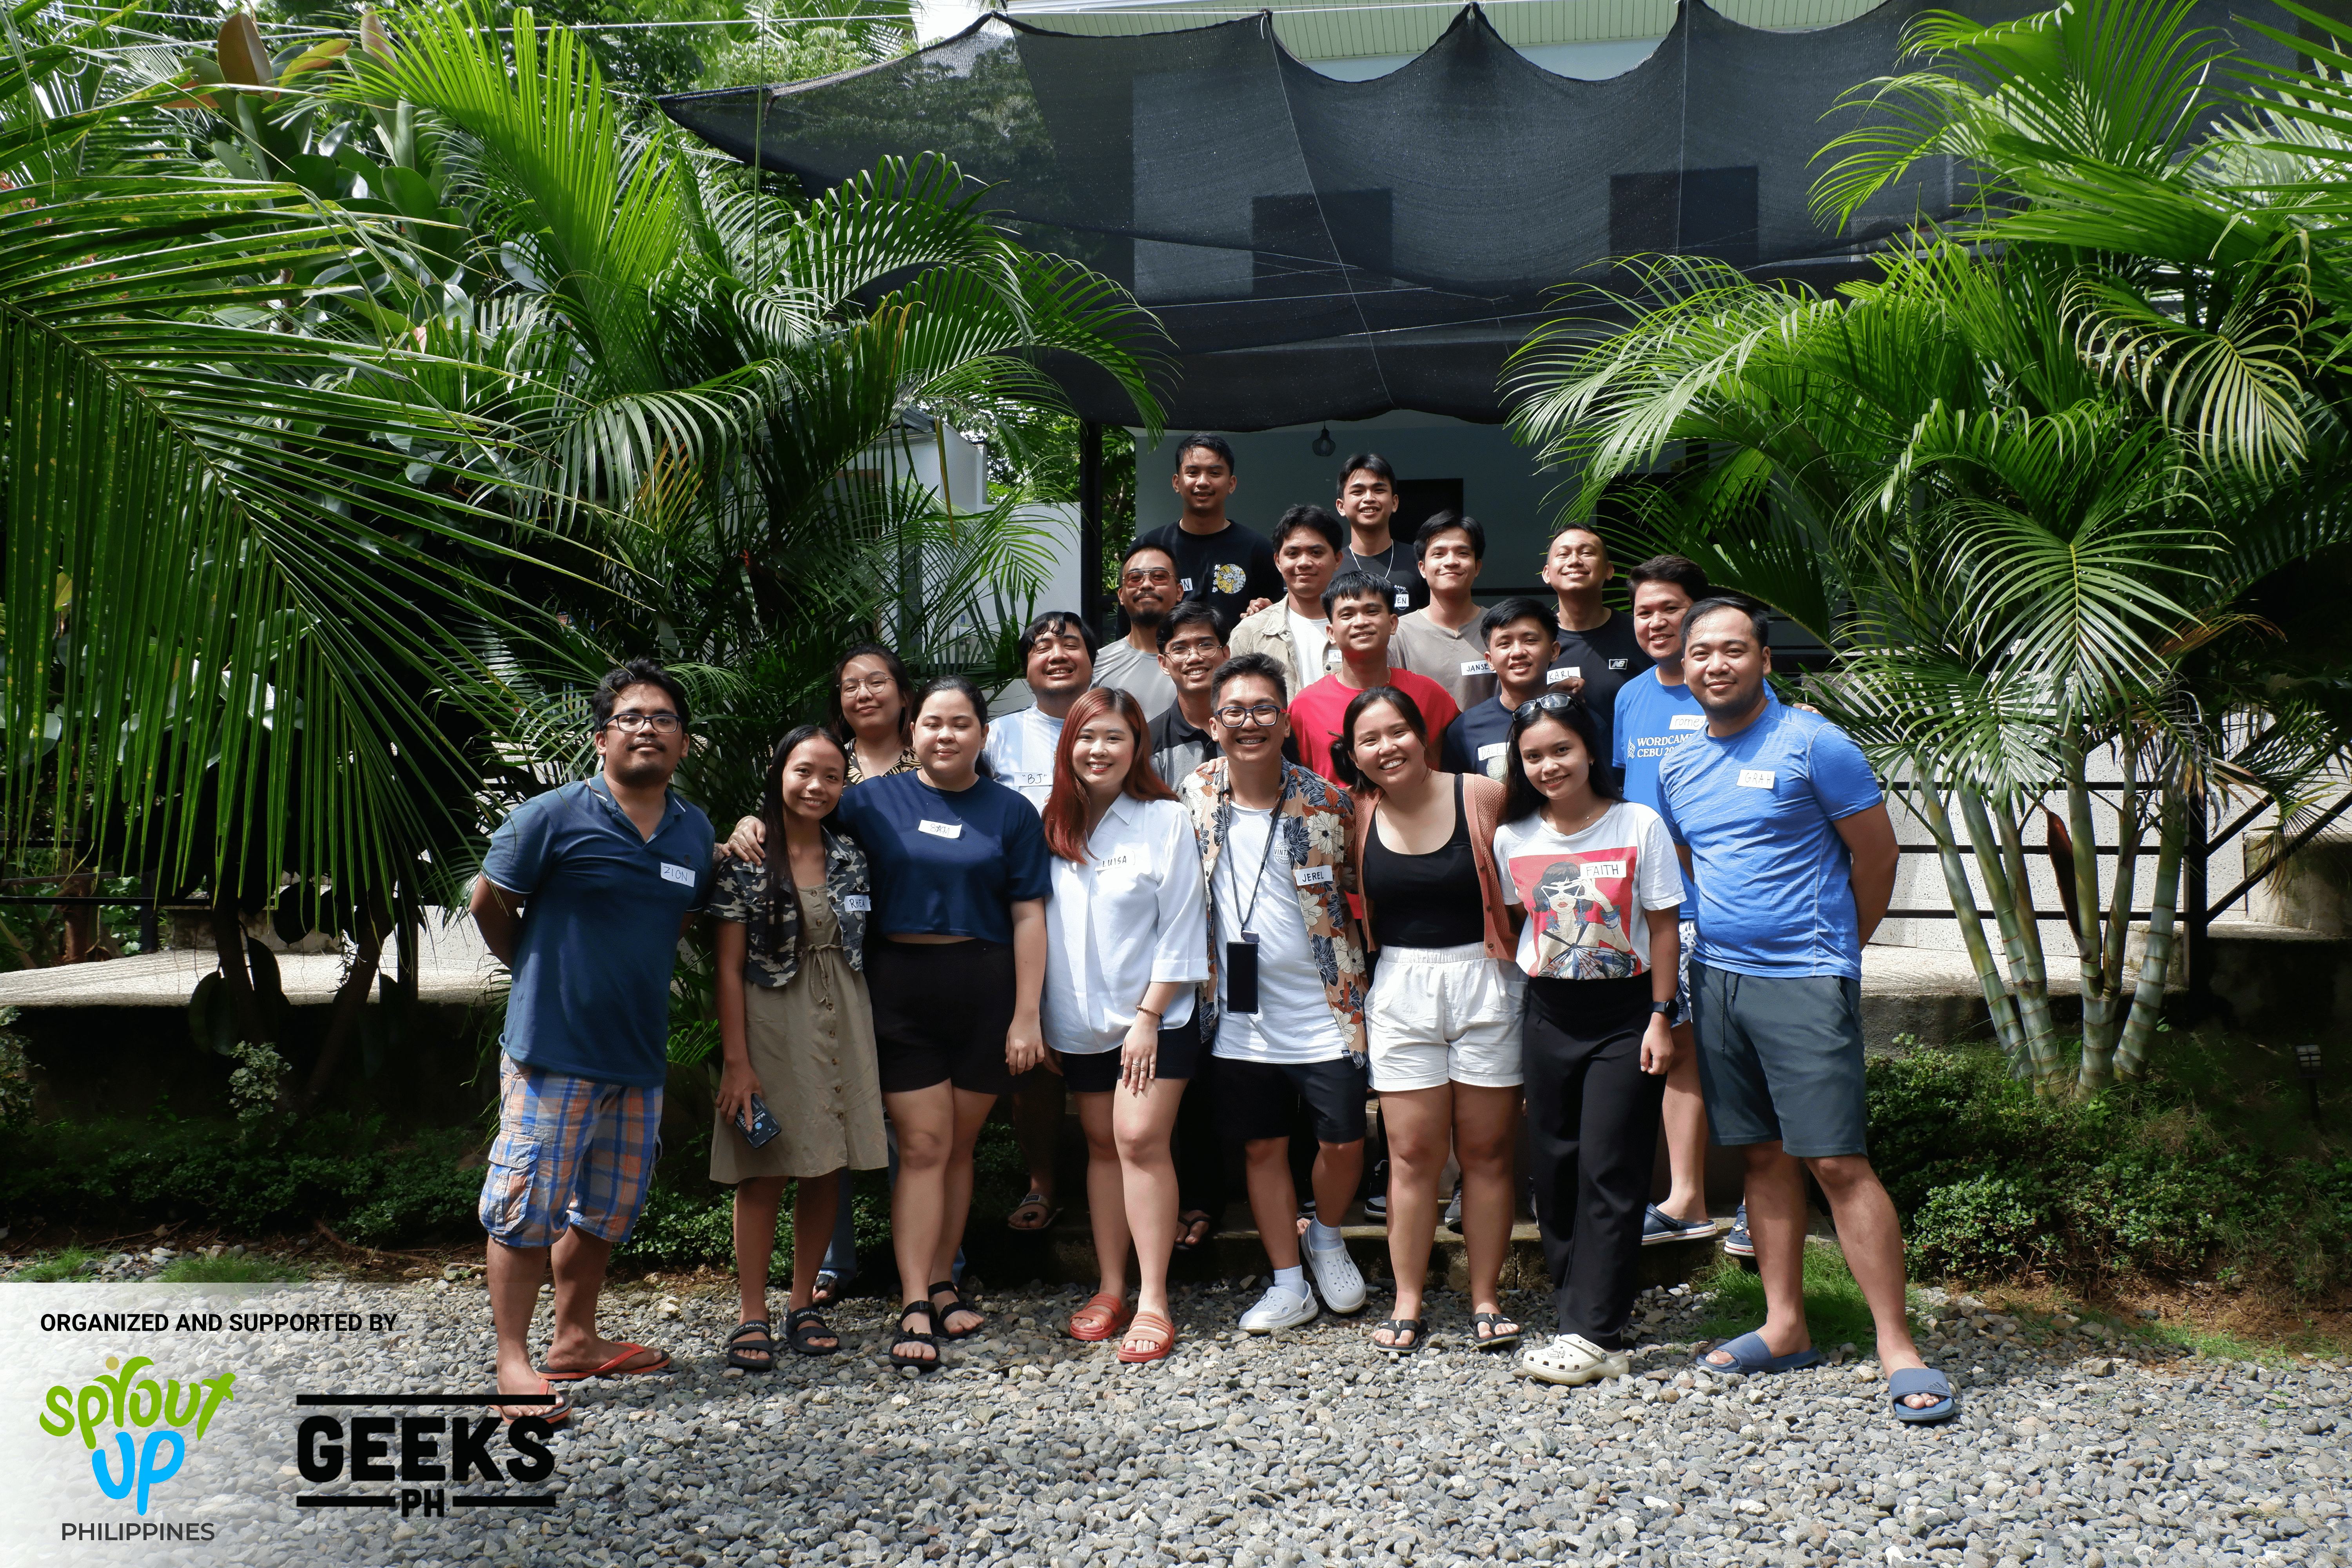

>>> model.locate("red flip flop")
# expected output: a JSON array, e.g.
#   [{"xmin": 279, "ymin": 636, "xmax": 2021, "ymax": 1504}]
[
  {"xmin": 492, "ymin": 1381, "xmax": 572, "ymax": 1426},
  {"xmin": 541, "ymin": 1343, "xmax": 672, "ymax": 1381}
]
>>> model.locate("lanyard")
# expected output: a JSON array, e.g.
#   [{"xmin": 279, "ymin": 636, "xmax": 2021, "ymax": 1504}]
[{"xmin": 1219, "ymin": 774, "xmax": 1290, "ymax": 940}]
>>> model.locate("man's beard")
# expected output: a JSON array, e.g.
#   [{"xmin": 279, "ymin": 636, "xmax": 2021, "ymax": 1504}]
[
  {"xmin": 608, "ymin": 747, "xmax": 676, "ymax": 787},
  {"xmin": 1128, "ymin": 604, "xmax": 1167, "ymax": 631}
]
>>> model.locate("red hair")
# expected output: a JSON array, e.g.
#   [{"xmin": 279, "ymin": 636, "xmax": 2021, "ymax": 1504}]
[{"xmin": 1043, "ymin": 687, "xmax": 1175, "ymax": 862}]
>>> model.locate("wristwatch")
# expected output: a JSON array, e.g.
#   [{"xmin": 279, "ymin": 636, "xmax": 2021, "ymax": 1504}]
[{"xmin": 1650, "ymin": 997, "xmax": 1681, "ymax": 1025}]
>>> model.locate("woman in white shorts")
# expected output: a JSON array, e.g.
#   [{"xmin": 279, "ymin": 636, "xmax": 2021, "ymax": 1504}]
[{"xmin": 1334, "ymin": 686, "xmax": 1524, "ymax": 1356}]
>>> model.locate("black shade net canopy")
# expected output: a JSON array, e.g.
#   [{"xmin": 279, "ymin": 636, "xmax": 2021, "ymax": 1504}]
[{"xmin": 660, "ymin": 0, "xmax": 2298, "ymax": 431}]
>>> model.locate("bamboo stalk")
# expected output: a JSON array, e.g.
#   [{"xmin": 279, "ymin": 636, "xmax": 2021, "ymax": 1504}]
[
  {"xmin": 1907, "ymin": 766, "xmax": 2027, "ymax": 1065},
  {"xmin": 1957, "ymin": 787, "xmax": 2061, "ymax": 1081},
  {"xmin": 2114, "ymin": 789, "xmax": 2189, "ymax": 1082}
]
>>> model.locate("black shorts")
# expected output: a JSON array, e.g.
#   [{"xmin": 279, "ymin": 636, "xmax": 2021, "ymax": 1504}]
[
  {"xmin": 1060, "ymin": 1013, "xmax": 1203, "ymax": 1093},
  {"xmin": 1215, "ymin": 1054, "xmax": 1370, "ymax": 1145},
  {"xmin": 868, "ymin": 938, "xmax": 1031, "ymax": 1098}
]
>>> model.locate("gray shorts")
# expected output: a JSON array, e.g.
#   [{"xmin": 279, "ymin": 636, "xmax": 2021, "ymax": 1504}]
[{"xmin": 1689, "ymin": 962, "xmax": 1868, "ymax": 1158}]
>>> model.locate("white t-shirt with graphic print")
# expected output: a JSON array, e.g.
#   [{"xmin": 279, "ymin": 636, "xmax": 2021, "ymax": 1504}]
[{"xmin": 1492, "ymin": 801, "xmax": 1682, "ymax": 981}]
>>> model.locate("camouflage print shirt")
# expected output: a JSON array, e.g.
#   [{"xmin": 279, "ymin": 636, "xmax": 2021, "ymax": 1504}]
[
  {"xmin": 1176, "ymin": 758, "xmax": 1367, "ymax": 1053},
  {"xmin": 707, "ymin": 826, "xmax": 871, "ymax": 988}
]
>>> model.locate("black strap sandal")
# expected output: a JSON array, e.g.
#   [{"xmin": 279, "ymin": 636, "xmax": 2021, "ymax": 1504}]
[
  {"xmin": 784, "ymin": 1306, "xmax": 839, "ymax": 1357},
  {"xmin": 810, "ymin": 1269, "xmax": 852, "ymax": 1308},
  {"xmin": 724, "ymin": 1320, "xmax": 776, "ymax": 1372},
  {"xmin": 1174, "ymin": 1210, "xmax": 1216, "ymax": 1254},
  {"xmin": 929, "ymin": 1279, "xmax": 985, "ymax": 1340},
  {"xmin": 889, "ymin": 1301, "xmax": 941, "ymax": 1372},
  {"xmin": 1472, "ymin": 1312, "xmax": 1523, "ymax": 1351},
  {"xmin": 1372, "ymin": 1318, "xmax": 1424, "ymax": 1357}
]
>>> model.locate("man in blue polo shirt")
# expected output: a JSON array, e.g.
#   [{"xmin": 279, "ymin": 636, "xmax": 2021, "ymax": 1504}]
[
  {"xmin": 1659, "ymin": 601, "xmax": 1951, "ymax": 1421},
  {"xmin": 471, "ymin": 659, "xmax": 715, "ymax": 1419}
]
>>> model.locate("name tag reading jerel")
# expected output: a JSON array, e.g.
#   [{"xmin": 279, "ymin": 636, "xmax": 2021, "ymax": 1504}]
[
  {"xmin": 1293, "ymin": 864, "xmax": 1334, "ymax": 887},
  {"xmin": 1737, "ymin": 769, "xmax": 1776, "ymax": 789},
  {"xmin": 658, "ymin": 861, "xmax": 695, "ymax": 886},
  {"xmin": 918, "ymin": 820, "xmax": 963, "ymax": 838}
]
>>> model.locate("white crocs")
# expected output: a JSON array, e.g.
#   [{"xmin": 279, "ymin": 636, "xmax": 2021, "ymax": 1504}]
[
  {"xmin": 1239, "ymin": 1282, "xmax": 1319, "ymax": 1334},
  {"xmin": 1303, "ymin": 1230, "xmax": 1367, "ymax": 1315},
  {"xmin": 1518, "ymin": 1332, "xmax": 1630, "ymax": 1386}
]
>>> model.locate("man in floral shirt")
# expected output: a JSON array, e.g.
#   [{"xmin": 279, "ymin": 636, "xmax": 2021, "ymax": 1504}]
[{"xmin": 1178, "ymin": 652, "xmax": 1372, "ymax": 1333}]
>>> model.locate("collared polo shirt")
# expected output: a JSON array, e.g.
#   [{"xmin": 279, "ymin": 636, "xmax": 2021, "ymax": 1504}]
[
  {"xmin": 1041, "ymin": 795, "xmax": 1209, "ymax": 1054},
  {"xmin": 481, "ymin": 775, "xmax": 715, "ymax": 1088}
]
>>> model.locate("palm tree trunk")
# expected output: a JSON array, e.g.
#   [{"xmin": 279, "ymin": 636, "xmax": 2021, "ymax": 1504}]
[
  {"xmin": 1991, "ymin": 797, "xmax": 2063, "ymax": 1079},
  {"xmin": 2063, "ymin": 737, "xmax": 2117, "ymax": 1091},
  {"xmin": 2114, "ymin": 788, "xmax": 2189, "ymax": 1082},
  {"xmin": 209, "ymin": 902, "xmax": 264, "ymax": 1044},
  {"xmin": 300, "ymin": 893, "xmax": 388, "ymax": 1112},
  {"xmin": 1957, "ymin": 787, "xmax": 2062, "ymax": 1081},
  {"xmin": 1907, "ymin": 768, "xmax": 2027, "ymax": 1064}
]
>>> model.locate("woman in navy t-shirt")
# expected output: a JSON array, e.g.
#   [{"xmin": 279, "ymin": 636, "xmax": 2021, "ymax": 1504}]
[{"xmin": 833, "ymin": 674, "xmax": 1052, "ymax": 1371}]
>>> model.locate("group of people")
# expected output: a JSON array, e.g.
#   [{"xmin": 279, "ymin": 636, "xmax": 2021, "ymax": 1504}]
[{"xmin": 466, "ymin": 434, "xmax": 1958, "ymax": 1427}]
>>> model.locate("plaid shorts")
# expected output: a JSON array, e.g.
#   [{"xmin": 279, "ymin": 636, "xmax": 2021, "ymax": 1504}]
[{"xmin": 478, "ymin": 1055, "xmax": 663, "ymax": 1249}]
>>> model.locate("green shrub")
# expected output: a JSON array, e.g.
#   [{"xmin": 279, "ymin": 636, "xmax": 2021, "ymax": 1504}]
[
  {"xmin": 14, "ymin": 1248, "xmax": 95, "ymax": 1281},
  {"xmin": 1909, "ymin": 1175, "xmax": 2057, "ymax": 1279},
  {"xmin": 156, "ymin": 1255, "xmax": 305, "ymax": 1283}
]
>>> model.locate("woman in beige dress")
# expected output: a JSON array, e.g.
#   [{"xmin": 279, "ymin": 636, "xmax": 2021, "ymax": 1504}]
[{"xmin": 711, "ymin": 725, "xmax": 886, "ymax": 1365}]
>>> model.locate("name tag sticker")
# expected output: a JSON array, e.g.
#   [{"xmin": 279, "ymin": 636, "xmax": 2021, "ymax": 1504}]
[
  {"xmin": 1393, "ymin": 591, "xmax": 1411, "ymax": 609},
  {"xmin": 1461, "ymin": 659, "xmax": 1494, "ymax": 676},
  {"xmin": 1738, "ymin": 769, "xmax": 1776, "ymax": 789},
  {"xmin": 1670, "ymin": 714, "xmax": 1705, "ymax": 731},
  {"xmin": 1477, "ymin": 742, "xmax": 1506, "ymax": 762},
  {"xmin": 1014, "ymin": 771, "xmax": 1050, "ymax": 787},
  {"xmin": 1294, "ymin": 864, "xmax": 1334, "ymax": 888},
  {"xmin": 1546, "ymin": 667, "xmax": 1577, "ymax": 686},
  {"xmin": 1180, "ymin": 577, "xmax": 1194, "ymax": 592},
  {"xmin": 842, "ymin": 894, "xmax": 871, "ymax": 912},
  {"xmin": 1584, "ymin": 860, "xmax": 1628, "ymax": 879},
  {"xmin": 1608, "ymin": 658, "xmax": 1630, "ymax": 670},
  {"xmin": 658, "ymin": 861, "xmax": 695, "ymax": 886},
  {"xmin": 918, "ymin": 819, "xmax": 963, "ymax": 838}
]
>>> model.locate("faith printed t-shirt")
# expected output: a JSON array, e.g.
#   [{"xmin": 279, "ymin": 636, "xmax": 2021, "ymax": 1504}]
[{"xmin": 1491, "ymin": 802, "xmax": 1681, "ymax": 980}]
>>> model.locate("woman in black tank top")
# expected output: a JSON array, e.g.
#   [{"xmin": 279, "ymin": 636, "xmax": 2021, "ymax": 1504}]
[{"xmin": 1334, "ymin": 687, "xmax": 1527, "ymax": 1360}]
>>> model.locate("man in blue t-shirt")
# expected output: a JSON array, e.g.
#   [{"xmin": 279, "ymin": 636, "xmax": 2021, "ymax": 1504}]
[
  {"xmin": 1659, "ymin": 601, "xmax": 1951, "ymax": 1421},
  {"xmin": 470, "ymin": 659, "xmax": 715, "ymax": 1420}
]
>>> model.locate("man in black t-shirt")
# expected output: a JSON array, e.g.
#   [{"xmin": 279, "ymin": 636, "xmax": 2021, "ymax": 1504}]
[
  {"xmin": 1334, "ymin": 452, "xmax": 1428, "ymax": 614},
  {"xmin": 1541, "ymin": 524, "xmax": 1644, "ymax": 769},
  {"xmin": 1134, "ymin": 433, "xmax": 1283, "ymax": 631}
]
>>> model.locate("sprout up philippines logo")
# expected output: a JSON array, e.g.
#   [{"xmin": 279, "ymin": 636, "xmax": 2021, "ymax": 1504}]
[{"xmin": 40, "ymin": 1356, "xmax": 234, "ymax": 1515}]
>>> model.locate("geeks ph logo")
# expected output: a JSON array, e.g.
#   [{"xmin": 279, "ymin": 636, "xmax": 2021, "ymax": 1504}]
[{"xmin": 40, "ymin": 1357, "xmax": 236, "ymax": 1515}]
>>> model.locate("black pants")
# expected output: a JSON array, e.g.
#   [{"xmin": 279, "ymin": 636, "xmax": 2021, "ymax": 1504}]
[
  {"xmin": 1173, "ymin": 1051, "xmax": 1227, "ymax": 1222},
  {"xmin": 1524, "ymin": 973, "xmax": 1664, "ymax": 1346}
]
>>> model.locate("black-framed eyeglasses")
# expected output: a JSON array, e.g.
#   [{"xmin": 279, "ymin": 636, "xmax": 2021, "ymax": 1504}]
[
  {"xmin": 1512, "ymin": 692, "xmax": 1584, "ymax": 723},
  {"xmin": 603, "ymin": 710, "xmax": 681, "ymax": 734},
  {"xmin": 1214, "ymin": 701, "xmax": 1284, "ymax": 728}
]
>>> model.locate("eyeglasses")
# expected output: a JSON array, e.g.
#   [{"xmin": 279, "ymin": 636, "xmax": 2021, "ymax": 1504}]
[
  {"xmin": 1512, "ymin": 692, "xmax": 1583, "ymax": 722},
  {"xmin": 1213, "ymin": 701, "xmax": 1284, "ymax": 728},
  {"xmin": 1163, "ymin": 638, "xmax": 1224, "ymax": 660},
  {"xmin": 1122, "ymin": 567, "xmax": 1174, "ymax": 587},
  {"xmin": 604, "ymin": 711, "xmax": 681, "ymax": 733},
  {"xmin": 838, "ymin": 675, "xmax": 897, "ymax": 696}
]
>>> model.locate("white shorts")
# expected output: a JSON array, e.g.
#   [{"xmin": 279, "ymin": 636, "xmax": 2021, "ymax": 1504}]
[{"xmin": 1364, "ymin": 942, "xmax": 1526, "ymax": 1092}]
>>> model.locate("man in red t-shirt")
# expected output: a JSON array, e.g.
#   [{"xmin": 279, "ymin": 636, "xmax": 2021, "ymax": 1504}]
[{"xmin": 1290, "ymin": 570, "xmax": 1462, "ymax": 781}]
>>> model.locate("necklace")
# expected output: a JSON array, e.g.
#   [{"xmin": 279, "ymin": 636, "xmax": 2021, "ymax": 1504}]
[{"xmin": 1545, "ymin": 797, "xmax": 1609, "ymax": 836}]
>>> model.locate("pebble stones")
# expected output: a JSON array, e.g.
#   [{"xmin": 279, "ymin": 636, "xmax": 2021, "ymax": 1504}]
[{"xmin": 8, "ymin": 1276, "xmax": 2348, "ymax": 1568}]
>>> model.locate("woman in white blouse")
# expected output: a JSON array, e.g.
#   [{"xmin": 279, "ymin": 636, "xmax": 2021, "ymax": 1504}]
[{"xmin": 1040, "ymin": 687, "xmax": 1210, "ymax": 1363}]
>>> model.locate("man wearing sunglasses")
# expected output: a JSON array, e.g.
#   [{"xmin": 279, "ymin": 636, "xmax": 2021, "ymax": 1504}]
[
  {"xmin": 470, "ymin": 659, "xmax": 715, "ymax": 1422},
  {"xmin": 1094, "ymin": 541, "xmax": 1182, "ymax": 717}
]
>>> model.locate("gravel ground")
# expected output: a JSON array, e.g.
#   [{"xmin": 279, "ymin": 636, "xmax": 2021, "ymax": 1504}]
[{"xmin": 6, "ymin": 1275, "xmax": 2348, "ymax": 1567}]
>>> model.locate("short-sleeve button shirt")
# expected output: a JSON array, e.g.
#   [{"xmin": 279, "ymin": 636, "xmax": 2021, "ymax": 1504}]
[{"xmin": 481, "ymin": 775, "xmax": 715, "ymax": 1088}]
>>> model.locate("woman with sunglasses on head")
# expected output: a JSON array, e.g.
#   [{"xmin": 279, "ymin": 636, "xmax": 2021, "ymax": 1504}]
[
  {"xmin": 1332, "ymin": 686, "xmax": 1524, "ymax": 1356},
  {"xmin": 1039, "ymin": 688, "xmax": 1209, "ymax": 1362},
  {"xmin": 709, "ymin": 727, "xmax": 885, "ymax": 1370},
  {"xmin": 1492, "ymin": 692, "xmax": 1682, "ymax": 1387},
  {"xmin": 833, "ymin": 675, "xmax": 1053, "ymax": 1371}
]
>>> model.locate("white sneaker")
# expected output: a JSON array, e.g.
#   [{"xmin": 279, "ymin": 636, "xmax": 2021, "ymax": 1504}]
[
  {"xmin": 1518, "ymin": 1332, "xmax": 1630, "ymax": 1387},
  {"xmin": 1303, "ymin": 1229, "xmax": 1367, "ymax": 1315},
  {"xmin": 1239, "ymin": 1282, "xmax": 1319, "ymax": 1334}
]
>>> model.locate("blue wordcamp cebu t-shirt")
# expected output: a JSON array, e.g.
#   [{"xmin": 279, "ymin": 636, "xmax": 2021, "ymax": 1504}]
[
  {"xmin": 481, "ymin": 776, "xmax": 715, "ymax": 1089},
  {"xmin": 833, "ymin": 770, "xmax": 1053, "ymax": 943},
  {"xmin": 1614, "ymin": 668, "xmax": 1777, "ymax": 902},
  {"xmin": 1656, "ymin": 704, "xmax": 1883, "ymax": 979}
]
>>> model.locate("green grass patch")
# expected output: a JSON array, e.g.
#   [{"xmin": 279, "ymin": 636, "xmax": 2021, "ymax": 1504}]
[
  {"xmin": 154, "ymin": 1254, "xmax": 305, "ymax": 1284},
  {"xmin": 13, "ymin": 1247, "xmax": 95, "ymax": 1282},
  {"xmin": 1690, "ymin": 1240, "xmax": 1921, "ymax": 1356}
]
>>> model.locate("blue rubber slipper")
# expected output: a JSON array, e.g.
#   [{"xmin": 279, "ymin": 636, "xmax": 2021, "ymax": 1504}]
[
  {"xmin": 1696, "ymin": 1330, "xmax": 1825, "ymax": 1375},
  {"xmin": 1889, "ymin": 1366, "xmax": 1957, "ymax": 1423}
]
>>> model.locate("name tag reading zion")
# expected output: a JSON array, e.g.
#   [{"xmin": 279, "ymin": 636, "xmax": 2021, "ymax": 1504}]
[
  {"xmin": 918, "ymin": 820, "xmax": 963, "ymax": 838},
  {"xmin": 1293, "ymin": 864, "xmax": 1334, "ymax": 887},
  {"xmin": 1738, "ymin": 769, "xmax": 1777, "ymax": 789},
  {"xmin": 657, "ymin": 861, "xmax": 695, "ymax": 886}
]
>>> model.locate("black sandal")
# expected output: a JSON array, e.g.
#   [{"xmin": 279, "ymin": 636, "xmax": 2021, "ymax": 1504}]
[
  {"xmin": 929, "ymin": 1279, "xmax": 985, "ymax": 1340},
  {"xmin": 810, "ymin": 1269, "xmax": 852, "ymax": 1308},
  {"xmin": 889, "ymin": 1301, "xmax": 941, "ymax": 1371},
  {"xmin": 1472, "ymin": 1312, "xmax": 1523, "ymax": 1351},
  {"xmin": 1373, "ymin": 1318, "xmax": 1424, "ymax": 1357},
  {"xmin": 724, "ymin": 1320, "xmax": 776, "ymax": 1372},
  {"xmin": 1174, "ymin": 1210, "xmax": 1215, "ymax": 1254},
  {"xmin": 784, "ymin": 1306, "xmax": 839, "ymax": 1357}
]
